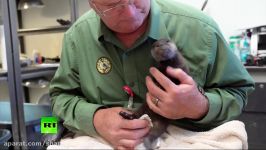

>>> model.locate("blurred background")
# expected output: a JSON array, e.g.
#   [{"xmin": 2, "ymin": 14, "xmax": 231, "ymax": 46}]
[{"xmin": 0, "ymin": 0, "xmax": 266, "ymax": 149}]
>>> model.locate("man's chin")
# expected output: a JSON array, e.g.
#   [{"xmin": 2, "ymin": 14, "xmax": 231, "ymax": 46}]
[
  {"xmin": 115, "ymin": 24, "xmax": 142, "ymax": 33},
  {"xmin": 118, "ymin": 29, "xmax": 138, "ymax": 34}
]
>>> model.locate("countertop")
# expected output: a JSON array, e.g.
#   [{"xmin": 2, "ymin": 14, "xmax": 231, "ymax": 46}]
[
  {"xmin": 0, "ymin": 64, "xmax": 58, "ymax": 81},
  {"xmin": 0, "ymin": 101, "xmax": 52, "ymax": 126}
]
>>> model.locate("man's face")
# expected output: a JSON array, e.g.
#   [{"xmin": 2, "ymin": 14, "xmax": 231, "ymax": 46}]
[{"xmin": 90, "ymin": 0, "xmax": 151, "ymax": 33}]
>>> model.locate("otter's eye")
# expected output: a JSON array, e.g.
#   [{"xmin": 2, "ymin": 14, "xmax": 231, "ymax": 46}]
[{"xmin": 166, "ymin": 40, "xmax": 170, "ymax": 43}]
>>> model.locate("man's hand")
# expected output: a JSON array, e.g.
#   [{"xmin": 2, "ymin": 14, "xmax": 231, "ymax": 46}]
[
  {"xmin": 93, "ymin": 107, "xmax": 150, "ymax": 149},
  {"xmin": 145, "ymin": 67, "xmax": 209, "ymax": 120}
]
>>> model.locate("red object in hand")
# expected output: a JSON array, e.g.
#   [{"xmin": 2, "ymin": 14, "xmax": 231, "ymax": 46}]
[
  {"xmin": 123, "ymin": 85, "xmax": 134, "ymax": 110},
  {"xmin": 123, "ymin": 85, "xmax": 134, "ymax": 97}
]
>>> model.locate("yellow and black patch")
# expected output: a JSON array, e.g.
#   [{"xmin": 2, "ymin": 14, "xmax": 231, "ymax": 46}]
[{"xmin": 96, "ymin": 57, "xmax": 112, "ymax": 74}]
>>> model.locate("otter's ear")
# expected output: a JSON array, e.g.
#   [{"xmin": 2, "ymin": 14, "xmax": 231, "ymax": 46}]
[
  {"xmin": 151, "ymin": 41, "xmax": 157, "ymax": 47},
  {"xmin": 177, "ymin": 46, "xmax": 183, "ymax": 52}
]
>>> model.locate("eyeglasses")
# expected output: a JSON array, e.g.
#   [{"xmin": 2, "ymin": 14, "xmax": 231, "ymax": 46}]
[{"xmin": 91, "ymin": 0, "xmax": 135, "ymax": 17}]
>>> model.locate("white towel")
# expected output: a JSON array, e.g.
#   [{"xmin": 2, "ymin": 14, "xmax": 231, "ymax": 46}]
[{"xmin": 47, "ymin": 120, "xmax": 247, "ymax": 149}]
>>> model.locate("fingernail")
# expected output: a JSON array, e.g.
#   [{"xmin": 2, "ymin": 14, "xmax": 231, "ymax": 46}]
[
  {"xmin": 168, "ymin": 67, "xmax": 177, "ymax": 74},
  {"xmin": 150, "ymin": 67, "xmax": 156, "ymax": 73},
  {"xmin": 167, "ymin": 66, "xmax": 173, "ymax": 71},
  {"xmin": 146, "ymin": 76, "xmax": 151, "ymax": 81}
]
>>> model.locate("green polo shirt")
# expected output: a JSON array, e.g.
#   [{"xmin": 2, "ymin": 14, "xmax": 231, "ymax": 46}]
[{"xmin": 50, "ymin": 0, "xmax": 254, "ymax": 136}]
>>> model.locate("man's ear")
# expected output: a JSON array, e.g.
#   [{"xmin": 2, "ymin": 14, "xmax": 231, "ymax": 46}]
[
  {"xmin": 88, "ymin": 0, "xmax": 94, "ymax": 9},
  {"xmin": 88, "ymin": 0, "xmax": 98, "ymax": 14}
]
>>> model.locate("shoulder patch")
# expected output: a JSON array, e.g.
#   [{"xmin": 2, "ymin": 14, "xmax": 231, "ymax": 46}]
[{"xmin": 96, "ymin": 57, "xmax": 112, "ymax": 74}]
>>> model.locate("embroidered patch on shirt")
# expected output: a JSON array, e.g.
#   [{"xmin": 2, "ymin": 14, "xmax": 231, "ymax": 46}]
[{"xmin": 96, "ymin": 57, "xmax": 112, "ymax": 74}]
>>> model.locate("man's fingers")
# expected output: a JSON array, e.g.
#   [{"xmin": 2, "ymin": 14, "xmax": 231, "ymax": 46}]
[
  {"xmin": 146, "ymin": 93, "xmax": 167, "ymax": 118},
  {"xmin": 116, "ymin": 146, "xmax": 128, "ymax": 150},
  {"xmin": 166, "ymin": 67, "xmax": 194, "ymax": 85},
  {"xmin": 118, "ymin": 139, "xmax": 143, "ymax": 149},
  {"xmin": 149, "ymin": 67, "xmax": 175, "ymax": 91},
  {"xmin": 145, "ymin": 76, "xmax": 167, "ymax": 101},
  {"xmin": 119, "ymin": 127, "xmax": 150, "ymax": 140},
  {"xmin": 120, "ymin": 119, "xmax": 149, "ymax": 129}
]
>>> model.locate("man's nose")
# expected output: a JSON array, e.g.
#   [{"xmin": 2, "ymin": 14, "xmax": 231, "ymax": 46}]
[{"xmin": 121, "ymin": 4, "xmax": 136, "ymax": 17}]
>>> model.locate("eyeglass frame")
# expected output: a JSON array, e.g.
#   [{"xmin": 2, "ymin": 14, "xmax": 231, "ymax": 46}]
[{"xmin": 90, "ymin": 0, "xmax": 135, "ymax": 17}]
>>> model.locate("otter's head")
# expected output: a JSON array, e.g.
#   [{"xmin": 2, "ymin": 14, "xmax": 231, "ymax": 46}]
[{"xmin": 151, "ymin": 39, "xmax": 178, "ymax": 62}]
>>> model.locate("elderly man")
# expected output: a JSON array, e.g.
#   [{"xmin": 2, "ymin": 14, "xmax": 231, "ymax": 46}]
[{"xmin": 49, "ymin": 0, "xmax": 254, "ymax": 149}]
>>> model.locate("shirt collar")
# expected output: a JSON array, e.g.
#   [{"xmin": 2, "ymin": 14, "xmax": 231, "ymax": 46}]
[
  {"xmin": 97, "ymin": 16, "xmax": 130, "ymax": 50},
  {"xmin": 98, "ymin": 21, "xmax": 117, "ymax": 43}
]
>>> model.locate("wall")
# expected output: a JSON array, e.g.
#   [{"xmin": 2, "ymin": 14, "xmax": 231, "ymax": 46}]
[
  {"xmin": 20, "ymin": 0, "xmax": 90, "ymax": 103},
  {"xmin": 0, "ymin": 81, "xmax": 9, "ymax": 101},
  {"xmin": 175, "ymin": 0, "xmax": 266, "ymax": 39},
  {"xmin": 0, "ymin": 25, "xmax": 4, "ymax": 69},
  {"xmin": 174, "ymin": 0, "xmax": 205, "ymax": 9},
  {"xmin": 21, "ymin": 0, "xmax": 90, "ymax": 59},
  {"xmin": 0, "ymin": 6, "xmax": 8, "ymax": 101}
]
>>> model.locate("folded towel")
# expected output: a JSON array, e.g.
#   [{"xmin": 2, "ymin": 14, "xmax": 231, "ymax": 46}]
[{"xmin": 47, "ymin": 120, "xmax": 247, "ymax": 149}]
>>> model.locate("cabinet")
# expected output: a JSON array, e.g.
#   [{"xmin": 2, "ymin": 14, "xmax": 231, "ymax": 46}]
[
  {"xmin": 238, "ymin": 68, "xmax": 266, "ymax": 149},
  {"xmin": 0, "ymin": 0, "xmax": 87, "ymax": 149}
]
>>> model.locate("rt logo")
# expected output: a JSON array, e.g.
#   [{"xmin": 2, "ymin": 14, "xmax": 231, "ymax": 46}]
[{"xmin": 41, "ymin": 117, "xmax": 58, "ymax": 134}]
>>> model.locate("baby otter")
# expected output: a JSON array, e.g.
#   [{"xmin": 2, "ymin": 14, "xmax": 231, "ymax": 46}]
[
  {"xmin": 151, "ymin": 38, "xmax": 189, "ymax": 84},
  {"xmin": 120, "ymin": 39, "xmax": 189, "ymax": 149}
]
